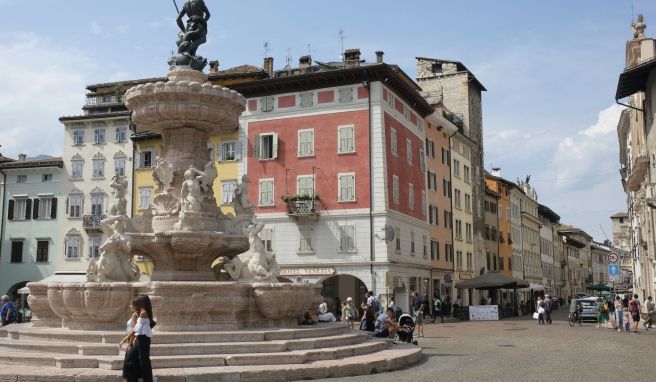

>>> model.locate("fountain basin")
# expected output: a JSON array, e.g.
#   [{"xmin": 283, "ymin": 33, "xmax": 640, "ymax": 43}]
[{"xmin": 252, "ymin": 283, "xmax": 323, "ymax": 320}]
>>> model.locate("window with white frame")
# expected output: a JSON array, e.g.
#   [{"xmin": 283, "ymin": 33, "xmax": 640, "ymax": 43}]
[
  {"xmin": 139, "ymin": 149, "xmax": 155, "ymax": 169},
  {"xmin": 392, "ymin": 175, "xmax": 399, "ymax": 204},
  {"xmin": 431, "ymin": 240, "xmax": 439, "ymax": 261},
  {"xmin": 467, "ymin": 252, "xmax": 473, "ymax": 271},
  {"xmin": 221, "ymin": 181, "xmax": 237, "ymax": 204},
  {"xmin": 71, "ymin": 161, "xmax": 83, "ymax": 180},
  {"xmin": 454, "ymin": 189, "xmax": 461, "ymax": 209},
  {"xmin": 89, "ymin": 235, "xmax": 102, "ymax": 259},
  {"xmin": 422, "ymin": 235, "xmax": 427, "ymax": 258},
  {"xmin": 254, "ymin": 133, "xmax": 278, "ymax": 160},
  {"xmin": 465, "ymin": 194, "xmax": 471, "ymax": 213},
  {"xmin": 395, "ymin": 227, "xmax": 401, "ymax": 253},
  {"xmin": 259, "ymin": 179, "xmax": 274, "ymax": 206},
  {"xmin": 408, "ymin": 183, "xmax": 414, "ymax": 210},
  {"xmin": 91, "ymin": 194, "xmax": 104, "ymax": 216},
  {"xmin": 453, "ymin": 159, "xmax": 461, "ymax": 178},
  {"xmin": 466, "ymin": 223, "xmax": 472, "ymax": 242},
  {"xmin": 455, "ymin": 219, "xmax": 462, "ymax": 240},
  {"xmin": 419, "ymin": 149, "xmax": 425, "ymax": 173},
  {"xmin": 260, "ymin": 229, "xmax": 273, "ymax": 252},
  {"xmin": 68, "ymin": 194, "xmax": 83, "ymax": 217},
  {"xmin": 94, "ymin": 128, "xmax": 105, "ymax": 144},
  {"xmin": 139, "ymin": 188, "xmax": 152, "ymax": 210},
  {"xmin": 297, "ymin": 129, "xmax": 314, "ymax": 157},
  {"xmin": 456, "ymin": 251, "xmax": 463, "ymax": 270},
  {"xmin": 406, "ymin": 139, "xmax": 413, "ymax": 165},
  {"xmin": 12, "ymin": 198, "xmax": 27, "ymax": 220},
  {"xmin": 298, "ymin": 227, "xmax": 315, "ymax": 253},
  {"xmin": 218, "ymin": 141, "xmax": 241, "ymax": 161},
  {"xmin": 390, "ymin": 128, "xmax": 398, "ymax": 156},
  {"xmin": 17, "ymin": 175, "xmax": 27, "ymax": 183},
  {"xmin": 464, "ymin": 165, "xmax": 470, "ymax": 183},
  {"xmin": 421, "ymin": 191, "xmax": 427, "ymax": 216},
  {"xmin": 338, "ymin": 173, "xmax": 355, "ymax": 201},
  {"xmin": 65, "ymin": 234, "xmax": 81, "ymax": 259},
  {"xmin": 114, "ymin": 158, "xmax": 126, "ymax": 177},
  {"xmin": 92, "ymin": 159, "xmax": 105, "ymax": 179},
  {"xmin": 115, "ymin": 126, "xmax": 127, "ymax": 142},
  {"xmin": 38, "ymin": 197, "xmax": 52, "ymax": 219},
  {"xmin": 410, "ymin": 231, "xmax": 415, "ymax": 255},
  {"xmin": 73, "ymin": 130, "xmax": 84, "ymax": 145},
  {"xmin": 42, "ymin": 174, "xmax": 52, "ymax": 182},
  {"xmin": 339, "ymin": 225, "xmax": 355, "ymax": 252},
  {"xmin": 297, "ymin": 175, "xmax": 315, "ymax": 197},
  {"xmin": 338, "ymin": 125, "xmax": 355, "ymax": 153}
]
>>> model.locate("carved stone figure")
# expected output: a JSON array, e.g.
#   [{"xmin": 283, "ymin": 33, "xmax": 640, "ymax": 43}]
[
  {"xmin": 219, "ymin": 223, "xmax": 280, "ymax": 282},
  {"xmin": 153, "ymin": 156, "xmax": 175, "ymax": 194},
  {"xmin": 180, "ymin": 166, "xmax": 206, "ymax": 213},
  {"xmin": 86, "ymin": 216, "xmax": 140, "ymax": 282},
  {"xmin": 170, "ymin": 0, "xmax": 211, "ymax": 70},
  {"xmin": 633, "ymin": 14, "xmax": 647, "ymax": 39},
  {"xmin": 108, "ymin": 175, "xmax": 128, "ymax": 216},
  {"xmin": 233, "ymin": 174, "xmax": 255, "ymax": 215}
]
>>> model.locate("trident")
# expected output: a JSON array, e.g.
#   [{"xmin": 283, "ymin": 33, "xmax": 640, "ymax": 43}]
[{"xmin": 172, "ymin": 0, "xmax": 180, "ymax": 14}]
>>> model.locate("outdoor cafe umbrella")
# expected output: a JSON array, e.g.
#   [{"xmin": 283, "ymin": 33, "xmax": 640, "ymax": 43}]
[{"xmin": 587, "ymin": 284, "xmax": 611, "ymax": 292}]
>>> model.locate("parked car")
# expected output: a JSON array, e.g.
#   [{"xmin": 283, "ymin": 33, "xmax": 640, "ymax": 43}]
[{"xmin": 577, "ymin": 297, "xmax": 599, "ymax": 322}]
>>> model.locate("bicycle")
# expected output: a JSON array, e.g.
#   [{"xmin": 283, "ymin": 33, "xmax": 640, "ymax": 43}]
[{"xmin": 569, "ymin": 309, "xmax": 583, "ymax": 327}]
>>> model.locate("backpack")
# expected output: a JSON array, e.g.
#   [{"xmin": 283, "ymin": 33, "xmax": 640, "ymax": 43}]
[{"xmin": 370, "ymin": 298, "xmax": 380, "ymax": 312}]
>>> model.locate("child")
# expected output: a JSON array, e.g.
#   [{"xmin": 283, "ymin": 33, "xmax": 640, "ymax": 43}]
[{"xmin": 623, "ymin": 309, "xmax": 631, "ymax": 333}]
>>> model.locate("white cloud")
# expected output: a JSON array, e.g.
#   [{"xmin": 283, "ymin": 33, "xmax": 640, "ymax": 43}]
[
  {"xmin": 90, "ymin": 22, "xmax": 103, "ymax": 35},
  {"xmin": 0, "ymin": 33, "xmax": 95, "ymax": 158},
  {"xmin": 552, "ymin": 104, "xmax": 624, "ymax": 189}
]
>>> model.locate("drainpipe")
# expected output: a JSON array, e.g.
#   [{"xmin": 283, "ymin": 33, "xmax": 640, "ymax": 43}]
[
  {"xmin": 364, "ymin": 79, "xmax": 376, "ymax": 293},
  {"xmin": 0, "ymin": 168, "xmax": 6, "ymax": 260}
]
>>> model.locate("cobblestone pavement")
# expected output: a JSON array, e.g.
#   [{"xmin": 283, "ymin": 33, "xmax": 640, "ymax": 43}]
[{"xmin": 326, "ymin": 308, "xmax": 655, "ymax": 382}]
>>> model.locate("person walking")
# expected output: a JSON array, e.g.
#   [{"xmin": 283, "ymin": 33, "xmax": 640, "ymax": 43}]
[
  {"xmin": 607, "ymin": 297, "xmax": 616, "ymax": 329},
  {"xmin": 119, "ymin": 295, "xmax": 156, "ymax": 382},
  {"xmin": 629, "ymin": 298, "xmax": 641, "ymax": 333},
  {"xmin": 432, "ymin": 294, "xmax": 443, "ymax": 323},
  {"xmin": 614, "ymin": 296, "xmax": 624, "ymax": 332},
  {"xmin": 543, "ymin": 295, "xmax": 553, "ymax": 324},
  {"xmin": 596, "ymin": 297, "xmax": 609, "ymax": 329},
  {"xmin": 643, "ymin": 296, "xmax": 654, "ymax": 330},
  {"xmin": 342, "ymin": 297, "xmax": 358, "ymax": 329},
  {"xmin": 411, "ymin": 292, "xmax": 425, "ymax": 337},
  {"xmin": 536, "ymin": 298, "xmax": 545, "ymax": 325}
]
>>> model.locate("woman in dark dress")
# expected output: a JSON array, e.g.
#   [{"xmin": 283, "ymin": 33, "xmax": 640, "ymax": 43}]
[{"xmin": 119, "ymin": 296, "xmax": 157, "ymax": 382}]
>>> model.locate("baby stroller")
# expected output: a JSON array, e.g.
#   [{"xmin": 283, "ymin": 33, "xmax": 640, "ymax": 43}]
[{"xmin": 395, "ymin": 314, "xmax": 418, "ymax": 345}]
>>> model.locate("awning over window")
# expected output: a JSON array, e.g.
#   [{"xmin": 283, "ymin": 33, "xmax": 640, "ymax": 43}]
[{"xmin": 616, "ymin": 58, "xmax": 656, "ymax": 99}]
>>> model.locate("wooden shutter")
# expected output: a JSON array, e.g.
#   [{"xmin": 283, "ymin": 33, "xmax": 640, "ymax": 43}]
[
  {"xmin": 33, "ymin": 199, "xmax": 40, "ymax": 219},
  {"xmin": 51, "ymin": 197, "xmax": 57, "ymax": 219},
  {"xmin": 217, "ymin": 141, "xmax": 224, "ymax": 161},
  {"xmin": 25, "ymin": 199, "xmax": 32, "ymax": 220},
  {"xmin": 253, "ymin": 135, "xmax": 261, "ymax": 160},
  {"xmin": 235, "ymin": 141, "xmax": 242, "ymax": 160},
  {"xmin": 272, "ymin": 133, "xmax": 279, "ymax": 159},
  {"xmin": 7, "ymin": 200, "xmax": 14, "ymax": 221},
  {"xmin": 134, "ymin": 152, "xmax": 141, "ymax": 169}
]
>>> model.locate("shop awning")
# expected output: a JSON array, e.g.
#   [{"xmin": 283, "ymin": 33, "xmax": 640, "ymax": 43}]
[
  {"xmin": 455, "ymin": 272, "xmax": 529, "ymax": 290},
  {"xmin": 616, "ymin": 58, "xmax": 656, "ymax": 99},
  {"xmin": 518, "ymin": 282, "xmax": 547, "ymax": 291}
]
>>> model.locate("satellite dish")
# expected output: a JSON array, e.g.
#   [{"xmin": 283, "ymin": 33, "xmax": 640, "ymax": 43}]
[{"xmin": 384, "ymin": 225, "xmax": 395, "ymax": 242}]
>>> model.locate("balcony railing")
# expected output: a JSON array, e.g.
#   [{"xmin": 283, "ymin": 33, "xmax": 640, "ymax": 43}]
[
  {"xmin": 85, "ymin": 95, "xmax": 122, "ymax": 106},
  {"xmin": 83, "ymin": 214, "xmax": 106, "ymax": 231},
  {"xmin": 286, "ymin": 199, "xmax": 321, "ymax": 218}
]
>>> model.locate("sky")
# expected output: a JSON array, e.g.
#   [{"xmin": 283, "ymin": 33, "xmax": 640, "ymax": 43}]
[{"xmin": 0, "ymin": 0, "xmax": 653, "ymax": 242}]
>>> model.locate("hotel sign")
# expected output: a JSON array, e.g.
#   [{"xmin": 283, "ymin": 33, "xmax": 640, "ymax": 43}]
[{"xmin": 280, "ymin": 268, "xmax": 336, "ymax": 276}]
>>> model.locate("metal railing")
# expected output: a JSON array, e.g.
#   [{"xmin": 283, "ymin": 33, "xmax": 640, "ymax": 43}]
[
  {"xmin": 286, "ymin": 199, "xmax": 321, "ymax": 216},
  {"xmin": 83, "ymin": 214, "xmax": 106, "ymax": 231}
]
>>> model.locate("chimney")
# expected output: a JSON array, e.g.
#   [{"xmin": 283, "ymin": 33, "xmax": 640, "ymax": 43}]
[
  {"xmin": 344, "ymin": 48, "xmax": 361, "ymax": 68},
  {"xmin": 492, "ymin": 167, "xmax": 501, "ymax": 177},
  {"xmin": 375, "ymin": 51, "xmax": 384, "ymax": 64},
  {"xmin": 18, "ymin": 154, "xmax": 27, "ymax": 161},
  {"xmin": 209, "ymin": 60, "xmax": 219, "ymax": 75},
  {"xmin": 299, "ymin": 55, "xmax": 312, "ymax": 73},
  {"xmin": 263, "ymin": 57, "xmax": 274, "ymax": 78}
]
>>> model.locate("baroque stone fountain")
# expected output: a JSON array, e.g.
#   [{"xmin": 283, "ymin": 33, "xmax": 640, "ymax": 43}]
[
  {"xmin": 0, "ymin": 2, "xmax": 421, "ymax": 379},
  {"xmin": 27, "ymin": 0, "xmax": 320, "ymax": 333}
]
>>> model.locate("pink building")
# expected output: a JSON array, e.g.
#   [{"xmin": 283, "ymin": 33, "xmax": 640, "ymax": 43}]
[{"xmin": 232, "ymin": 52, "xmax": 438, "ymax": 311}]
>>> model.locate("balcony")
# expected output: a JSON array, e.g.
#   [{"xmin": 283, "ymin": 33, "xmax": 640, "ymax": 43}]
[
  {"xmin": 627, "ymin": 155, "xmax": 649, "ymax": 192},
  {"xmin": 83, "ymin": 215, "xmax": 106, "ymax": 232},
  {"xmin": 284, "ymin": 196, "xmax": 321, "ymax": 220},
  {"xmin": 85, "ymin": 95, "xmax": 122, "ymax": 107}
]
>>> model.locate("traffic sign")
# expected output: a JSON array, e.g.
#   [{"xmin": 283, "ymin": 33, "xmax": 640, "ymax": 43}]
[{"xmin": 608, "ymin": 252, "xmax": 619, "ymax": 263}]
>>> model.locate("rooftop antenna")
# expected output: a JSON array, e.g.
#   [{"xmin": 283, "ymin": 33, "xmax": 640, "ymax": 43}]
[
  {"xmin": 264, "ymin": 41, "xmax": 270, "ymax": 58},
  {"xmin": 284, "ymin": 48, "xmax": 292, "ymax": 71},
  {"xmin": 599, "ymin": 224, "xmax": 610, "ymax": 242},
  {"xmin": 307, "ymin": 42, "xmax": 311, "ymax": 57},
  {"xmin": 338, "ymin": 29, "xmax": 345, "ymax": 62}
]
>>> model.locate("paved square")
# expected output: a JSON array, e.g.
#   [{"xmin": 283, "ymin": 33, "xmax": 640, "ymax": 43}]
[{"xmin": 328, "ymin": 308, "xmax": 654, "ymax": 382}]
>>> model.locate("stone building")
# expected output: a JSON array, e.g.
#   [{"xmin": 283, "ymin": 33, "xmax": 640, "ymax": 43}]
[
  {"xmin": 416, "ymin": 58, "xmax": 487, "ymax": 300},
  {"xmin": 485, "ymin": 170, "xmax": 514, "ymax": 278},
  {"xmin": 558, "ymin": 225, "xmax": 593, "ymax": 295},
  {"xmin": 610, "ymin": 212, "xmax": 633, "ymax": 289},
  {"xmin": 517, "ymin": 178, "xmax": 542, "ymax": 287},
  {"xmin": 0, "ymin": 156, "xmax": 63, "ymax": 295},
  {"xmin": 615, "ymin": 14, "xmax": 656, "ymax": 299},
  {"xmin": 483, "ymin": 187, "xmax": 500, "ymax": 274},
  {"xmin": 590, "ymin": 241, "xmax": 610, "ymax": 286},
  {"xmin": 539, "ymin": 204, "xmax": 560, "ymax": 294}
]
